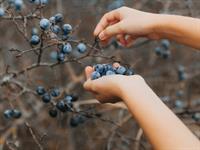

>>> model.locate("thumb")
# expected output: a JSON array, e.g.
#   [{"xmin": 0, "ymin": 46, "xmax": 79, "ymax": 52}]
[{"xmin": 99, "ymin": 22, "xmax": 123, "ymax": 40}]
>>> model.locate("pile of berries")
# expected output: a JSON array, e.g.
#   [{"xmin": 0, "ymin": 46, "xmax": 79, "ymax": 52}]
[
  {"xmin": 4, "ymin": 109, "xmax": 22, "ymax": 119},
  {"xmin": 36, "ymin": 86, "xmax": 78, "ymax": 118},
  {"xmin": 91, "ymin": 63, "xmax": 134, "ymax": 80},
  {"xmin": 154, "ymin": 39, "xmax": 171, "ymax": 59}
]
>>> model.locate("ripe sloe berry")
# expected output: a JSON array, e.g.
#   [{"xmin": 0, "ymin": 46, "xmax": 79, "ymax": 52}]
[
  {"xmin": 50, "ymin": 88, "xmax": 60, "ymax": 97},
  {"xmin": 116, "ymin": 66, "xmax": 126, "ymax": 75},
  {"xmin": 63, "ymin": 24, "xmax": 72, "ymax": 35},
  {"xmin": 4, "ymin": 109, "xmax": 14, "ymax": 119},
  {"xmin": 13, "ymin": 109, "xmax": 22, "ymax": 119},
  {"xmin": 0, "ymin": 8, "xmax": 5, "ymax": 17},
  {"xmin": 91, "ymin": 71, "xmax": 101, "ymax": 80},
  {"xmin": 36, "ymin": 86, "xmax": 46, "ymax": 95},
  {"xmin": 42, "ymin": 93, "xmax": 51, "ymax": 103},
  {"xmin": 30, "ymin": 35, "xmax": 40, "ymax": 45},
  {"xmin": 77, "ymin": 43, "xmax": 87, "ymax": 53},
  {"xmin": 62, "ymin": 43, "xmax": 72, "ymax": 54},
  {"xmin": 40, "ymin": 18, "xmax": 50, "ymax": 30},
  {"xmin": 49, "ymin": 108, "xmax": 58, "ymax": 118}
]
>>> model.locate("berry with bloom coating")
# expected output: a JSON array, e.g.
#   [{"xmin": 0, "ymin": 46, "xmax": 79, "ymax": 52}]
[
  {"xmin": 63, "ymin": 24, "xmax": 72, "ymax": 35},
  {"xmin": 116, "ymin": 66, "xmax": 126, "ymax": 75},
  {"xmin": 40, "ymin": 18, "xmax": 50, "ymax": 30},
  {"xmin": 62, "ymin": 43, "xmax": 72, "ymax": 54},
  {"xmin": 50, "ymin": 88, "xmax": 60, "ymax": 97},
  {"xmin": 106, "ymin": 70, "xmax": 116, "ymax": 76},
  {"xmin": 13, "ymin": 109, "xmax": 22, "ymax": 119},
  {"xmin": 77, "ymin": 43, "xmax": 87, "ymax": 53},
  {"xmin": 91, "ymin": 71, "xmax": 101, "ymax": 80},
  {"xmin": 49, "ymin": 108, "xmax": 58, "ymax": 118},
  {"xmin": 51, "ymin": 25, "xmax": 61, "ymax": 34},
  {"xmin": 0, "ymin": 8, "xmax": 5, "ymax": 17},
  {"xmin": 57, "ymin": 52, "xmax": 65, "ymax": 62},
  {"xmin": 30, "ymin": 35, "xmax": 40, "ymax": 45},
  {"xmin": 36, "ymin": 86, "xmax": 46, "ymax": 95},
  {"xmin": 14, "ymin": 0, "xmax": 23, "ymax": 11},
  {"xmin": 31, "ymin": 27, "xmax": 39, "ymax": 35},
  {"xmin": 4, "ymin": 109, "xmax": 14, "ymax": 119},
  {"xmin": 42, "ymin": 93, "xmax": 51, "ymax": 103},
  {"xmin": 54, "ymin": 13, "xmax": 63, "ymax": 23}
]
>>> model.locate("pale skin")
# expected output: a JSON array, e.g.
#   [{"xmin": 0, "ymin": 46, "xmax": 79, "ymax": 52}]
[{"xmin": 83, "ymin": 7, "xmax": 200, "ymax": 150}]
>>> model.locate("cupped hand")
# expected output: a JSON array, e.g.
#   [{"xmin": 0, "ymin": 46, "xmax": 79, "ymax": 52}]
[{"xmin": 83, "ymin": 66, "xmax": 144, "ymax": 103}]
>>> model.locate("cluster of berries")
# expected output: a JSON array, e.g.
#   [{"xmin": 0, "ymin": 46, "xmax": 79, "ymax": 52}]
[
  {"xmin": 36, "ymin": 86, "xmax": 78, "ymax": 118},
  {"xmin": 154, "ymin": 40, "xmax": 171, "ymax": 59},
  {"xmin": 91, "ymin": 63, "xmax": 134, "ymax": 80},
  {"xmin": 4, "ymin": 109, "xmax": 22, "ymax": 119},
  {"xmin": 177, "ymin": 65, "xmax": 187, "ymax": 81},
  {"xmin": 30, "ymin": 13, "xmax": 87, "ymax": 62}
]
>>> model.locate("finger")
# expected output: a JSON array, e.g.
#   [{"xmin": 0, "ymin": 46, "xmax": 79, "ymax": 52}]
[
  {"xmin": 124, "ymin": 35, "xmax": 136, "ymax": 47},
  {"xmin": 113, "ymin": 62, "xmax": 120, "ymax": 68},
  {"xmin": 116, "ymin": 34, "xmax": 127, "ymax": 46},
  {"xmin": 99, "ymin": 22, "xmax": 123, "ymax": 41},
  {"xmin": 94, "ymin": 9, "xmax": 120, "ymax": 36},
  {"xmin": 85, "ymin": 66, "xmax": 94, "ymax": 80}
]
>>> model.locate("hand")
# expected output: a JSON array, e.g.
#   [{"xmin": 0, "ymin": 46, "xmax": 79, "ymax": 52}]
[
  {"xmin": 83, "ymin": 66, "xmax": 145, "ymax": 103},
  {"xmin": 94, "ymin": 7, "xmax": 160, "ymax": 47}
]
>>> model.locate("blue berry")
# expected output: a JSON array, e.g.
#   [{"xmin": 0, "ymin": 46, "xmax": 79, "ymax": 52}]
[
  {"xmin": 36, "ymin": 86, "xmax": 46, "ymax": 95},
  {"xmin": 62, "ymin": 43, "xmax": 72, "ymax": 54},
  {"xmin": 162, "ymin": 50, "xmax": 170, "ymax": 59},
  {"xmin": 63, "ymin": 24, "xmax": 72, "ymax": 35},
  {"xmin": 116, "ymin": 66, "xmax": 126, "ymax": 75},
  {"xmin": 91, "ymin": 71, "xmax": 101, "ymax": 80},
  {"xmin": 0, "ymin": 8, "xmax": 5, "ymax": 17},
  {"xmin": 49, "ymin": 108, "xmax": 57, "ymax": 118},
  {"xmin": 31, "ymin": 27, "xmax": 39, "ymax": 35},
  {"xmin": 192, "ymin": 113, "xmax": 200, "ymax": 121},
  {"xmin": 57, "ymin": 52, "xmax": 65, "ymax": 62},
  {"xmin": 30, "ymin": 35, "xmax": 40, "ymax": 45},
  {"xmin": 125, "ymin": 69, "xmax": 134, "ymax": 76},
  {"xmin": 49, "ymin": 16, "xmax": 56, "ymax": 24},
  {"xmin": 64, "ymin": 95, "xmax": 73, "ymax": 103},
  {"xmin": 56, "ymin": 101, "xmax": 70, "ymax": 112},
  {"xmin": 13, "ymin": 109, "xmax": 22, "ymax": 119},
  {"xmin": 50, "ymin": 88, "xmax": 60, "ymax": 97},
  {"xmin": 161, "ymin": 39, "xmax": 170, "ymax": 50},
  {"xmin": 40, "ymin": 18, "xmax": 50, "ymax": 30},
  {"xmin": 4, "ymin": 109, "xmax": 14, "ymax": 119},
  {"xmin": 77, "ymin": 43, "xmax": 87, "ymax": 53},
  {"xmin": 154, "ymin": 47, "xmax": 162, "ymax": 56},
  {"xmin": 14, "ymin": 0, "xmax": 23, "ymax": 11},
  {"xmin": 70, "ymin": 115, "xmax": 84, "ymax": 127},
  {"xmin": 51, "ymin": 25, "xmax": 61, "ymax": 34},
  {"xmin": 42, "ymin": 93, "xmax": 51, "ymax": 103},
  {"xmin": 106, "ymin": 70, "xmax": 116, "ymax": 76},
  {"xmin": 94, "ymin": 64, "xmax": 105, "ymax": 74},
  {"xmin": 178, "ymin": 65, "xmax": 186, "ymax": 81},
  {"xmin": 54, "ymin": 13, "xmax": 63, "ymax": 23},
  {"xmin": 174, "ymin": 100, "xmax": 184, "ymax": 108}
]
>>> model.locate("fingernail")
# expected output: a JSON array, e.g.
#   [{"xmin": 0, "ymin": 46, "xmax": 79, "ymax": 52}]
[{"xmin": 99, "ymin": 32, "xmax": 105, "ymax": 40}]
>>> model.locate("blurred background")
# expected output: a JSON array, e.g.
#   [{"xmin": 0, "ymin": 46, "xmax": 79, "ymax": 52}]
[{"xmin": 0, "ymin": 0, "xmax": 200, "ymax": 150}]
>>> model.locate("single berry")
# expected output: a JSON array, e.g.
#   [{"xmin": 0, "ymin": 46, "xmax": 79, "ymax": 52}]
[
  {"xmin": 162, "ymin": 51, "xmax": 170, "ymax": 59},
  {"xmin": 42, "ymin": 93, "xmax": 51, "ymax": 103},
  {"xmin": 125, "ymin": 69, "xmax": 134, "ymax": 76},
  {"xmin": 154, "ymin": 47, "xmax": 162, "ymax": 56},
  {"xmin": 36, "ymin": 86, "xmax": 46, "ymax": 95},
  {"xmin": 106, "ymin": 70, "xmax": 116, "ymax": 76},
  {"xmin": 30, "ymin": 35, "xmax": 40, "ymax": 45},
  {"xmin": 54, "ymin": 13, "xmax": 63, "ymax": 23},
  {"xmin": 49, "ymin": 16, "xmax": 56, "ymax": 24},
  {"xmin": 49, "ymin": 108, "xmax": 58, "ymax": 118},
  {"xmin": 57, "ymin": 52, "xmax": 65, "ymax": 62},
  {"xmin": 63, "ymin": 24, "xmax": 72, "ymax": 35},
  {"xmin": 51, "ymin": 25, "xmax": 61, "ymax": 34},
  {"xmin": 61, "ymin": 43, "xmax": 72, "ymax": 54},
  {"xmin": 116, "ymin": 66, "xmax": 126, "ymax": 75},
  {"xmin": 91, "ymin": 71, "xmax": 101, "ymax": 80},
  {"xmin": 50, "ymin": 51, "xmax": 58, "ymax": 61},
  {"xmin": 174, "ymin": 100, "xmax": 184, "ymax": 108},
  {"xmin": 50, "ymin": 88, "xmax": 60, "ymax": 97},
  {"xmin": 64, "ymin": 95, "xmax": 73, "ymax": 103},
  {"xmin": 40, "ymin": 18, "xmax": 50, "ymax": 30},
  {"xmin": 192, "ymin": 113, "xmax": 200, "ymax": 121},
  {"xmin": 13, "ymin": 109, "xmax": 22, "ymax": 119},
  {"xmin": 94, "ymin": 64, "xmax": 105, "ymax": 75},
  {"xmin": 4, "ymin": 109, "xmax": 14, "ymax": 119},
  {"xmin": 31, "ymin": 27, "xmax": 39, "ymax": 35},
  {"xmin": 0, "ymin": 8, "xmax": 5, "ymax": 17},
  {"xmin": 161, "ymin": 39, "xmax": 170, "ymax": 50},
  {"xmin": 14, "ymin": 0, "xmax": 23, "ymax": 11},
  {"xmin": 77, "ymin": 43, "xmax": 87, "ymax": 53},
  {"xmin": 70, "ymin": 115, "xmax": 81, "ymax": 127},
  {"xmin": 56, "ymin": 101, "xmax": 68, "ymax": 112}
]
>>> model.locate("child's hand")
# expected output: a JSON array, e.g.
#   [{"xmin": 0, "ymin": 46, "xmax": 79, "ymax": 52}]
[
  {"xmin": 83, "ymin": 66, "xmax": 144, "ymax": 103},
  {"xmin": 94, "ymin": 7, "xmax": 160, "ymax": 46}
]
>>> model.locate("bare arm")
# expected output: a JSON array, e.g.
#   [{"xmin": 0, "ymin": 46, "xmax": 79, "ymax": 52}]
[{"xmin": 94, "ymin": 7, "xmax": 200, "ymax": 49}]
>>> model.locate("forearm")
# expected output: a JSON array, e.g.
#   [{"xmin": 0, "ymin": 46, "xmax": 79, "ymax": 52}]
[
  {"xmin": 120, "ymin": 77, "xmax": 200, "ymax": 149},
  {"xmin": 153, "ymin": 14, "xmax": 200, "ymax": 49}
]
